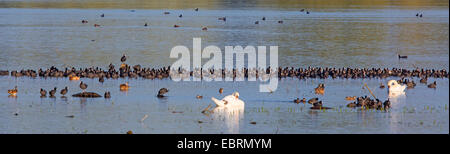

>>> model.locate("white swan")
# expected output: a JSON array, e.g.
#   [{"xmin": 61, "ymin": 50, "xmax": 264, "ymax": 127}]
[
  {"xmin": 211, "ymin": 92, "xmax": 245, "ymax": 108},
  {"xmin": 387, "ymin": 80, "xmax": 406, "ymax": 97}
]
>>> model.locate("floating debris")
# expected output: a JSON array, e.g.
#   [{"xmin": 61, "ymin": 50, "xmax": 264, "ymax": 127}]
[
  {"xmin": 140, "ymin": 114, "xmax": 148, "ymax": 123},
  {"xmin": 201, "ymin": 104, "xmax": 212, "ymax": 114}
]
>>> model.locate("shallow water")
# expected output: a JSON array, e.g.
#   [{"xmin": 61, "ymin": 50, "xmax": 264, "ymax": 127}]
[{"xmin": 0, "ymin": 0, "xmax": 449, "ymax": 134}]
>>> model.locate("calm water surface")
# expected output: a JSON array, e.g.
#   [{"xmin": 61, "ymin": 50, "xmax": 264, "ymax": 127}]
[{"xmin": 0, "ymin": 0, "xmax": 448, "ymax": 133}]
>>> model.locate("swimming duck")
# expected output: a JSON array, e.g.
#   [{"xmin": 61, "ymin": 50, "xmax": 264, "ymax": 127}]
[
  {"xmin": 310, "ymin": 101, "xmax": 332, "ymax": 110},
  {"xmin": 306, "ymin": 11, "xmax": 310, "ymax": 14},
  {"xmin": 383, "ymin": 99, "xmax": 391, "ymax": 110},
  {"xmin": 196, "ymin": 95, "xmax": 203, "ymax": 99},
  {"xmin": 294, "ymin": 98, "xmax": 306, "ymax": 104},
  {"xmin": 416, "ymin": 13, "xmax": 419, "ymax": 17},
  {"xmin": 144, "ymin": 23, "xmax": 148, "ymax": 27},
  {"xmin": 379, "ymin": 83, "xmax": 385, "ymax": 89},
  {"xmin": 219, "ymin": 88, "xmax": 224, "ymax": 94},
  {"xmin": 7, "ymin": 86, "xmax": 18, "ymax": 96},
  {"xmin": 294, "ymin": 98, "xmax": 301, "ymax": 104},
  {"xmin": 307, "ymin": 97, "xmax": 318, "ymax": 104},
  {"xmin": 104, "ymin": 91, "xmax": 111, "ymax": 98},
  {"xmin": 195, "ymin": 8, "xmax": 199, "ymax": 11},
  {"xmin": 262, "ymin": 17, "xmax": 266, "ymax": 20},
  {"xmin": 387, "ymin": 80, "xmax": 406, "ymax": 94},
  {"xmin": 398, "ymin": 54, "xmax": 408, "ymax": 59},
  {"xmin": 419, "ymin": 14, "xmax": 423, "ymax": 18},
  {"xmin": 218, "ymin": 17, "xmax": 226, "ymax": 21},
  {"xmin": 157, "ymin": 88, "xmax": 169, "ymax": 97},
  {"xmin": 211, "ymin": 92, "xmax": 244, "ymax": 108},
  {"xmin": 49, "ymin": 87, "xmax": 57, "ymax": 97},
  {"xmin": 101, "ymin": 14, "xmax": 104, "ymax": 17},
  {"xmin": 174, "ymin": 25, "xmax": 180, "ymax": 28},
  {"xmin": 347, "ymin": 102, "xmax": 357, "ymax": 108},
  {"xmin": 406, "ymin": 80, "xmax": 416, "ymax": 89},
  {"xmin": 120, "ymin": 82, "xmax": 130, "ymax": 91},
  {"xmin": 69, "ymin": 75, "xmax": 80, "ymax": 80},
  {"xmin": 94, "ymin": 24, "xmax": 100, "ymax": 27},
  {"xmin": 179, "ymin": 14, "xmax": 182, "ymax": 18},
  {"xmin": 60, "ymin": 86, "xmax": 68, "ymax": 96},
  {"xmin": 40, "ymin": 88, "xmax": 47, "ymax": 97},
  {"xmin": 202, "ymin": 27, "xmax": 208, "ymax": 31},
  {"xmin": 79, "ymin": 81, "xmax": 87, "ymax": 92},
  {"xmin": 254, "ymin": 21, "xmax": 259, "ymax": 24},
  {"xmin": 164, "ymin": 12, "xmax": 170, "ymax": 14},
  {"xmin": 300, "ymin": 9, "xmax": 305, "ymax": 12},
  {"xmin": 345, "ymin": 96, "xmax": 356, "ymax": 101},
  {"xmin": 121, "ymin": 54, "xmax": 127, "ymax": 63},
  {"xmin": 278, "ymin": 20, "xmax": 283, "ymax": 24},
  {"xmin": 427, "ymin": 81, "xmax": 436, "ymax": 89},
  {"xmin": 314, "ymin": 83, "xmax": 325, "ymax": 95},
  {"xmin": 420, "ymin": 77, "xmax": 427, "ymax": 84}
]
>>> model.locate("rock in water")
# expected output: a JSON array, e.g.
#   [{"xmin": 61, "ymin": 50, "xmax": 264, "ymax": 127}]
[{"xmin": 72, "ymin": 92, "xmax": 102, "ymax": 98}]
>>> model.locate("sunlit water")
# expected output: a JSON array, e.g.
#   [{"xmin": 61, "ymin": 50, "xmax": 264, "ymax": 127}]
[{"xmin": 0, "ymin": 0, "xmax": 448, "ymax": 134}]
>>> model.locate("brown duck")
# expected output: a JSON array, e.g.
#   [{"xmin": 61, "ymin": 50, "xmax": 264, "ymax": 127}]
[{"xmin": 7, "ymin": 86, "xmax": 18, "ymax": 96}]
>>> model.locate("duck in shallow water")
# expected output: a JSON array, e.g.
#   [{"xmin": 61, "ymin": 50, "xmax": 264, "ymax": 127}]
[
  {"xmin": 120, "ymin": 82, "xmax": 130, "ymax": 91},
  {"xmin": 8, "ymin": 86, "xmax": 18, "ymax": 96},
  {"xmin": 157, "ymin": 88, "xmax": 169, "ymax": 97},
  {"xmin": 40, "ymin": 88, "xmax": 47, "ymax": 97},
  {"xmin": 379, "ymin": 83, "xmax": 385, "ymax": 89},
  {"xmin": 211, "ymin": 92, "xmax": 244, "ymax": 108},
  {"xmin": 219, "ymin": 88, "xmax": 224, "ymax": 94},
  {"xmin": 60, "ymin": 86, "xmax": 68, "ymax": 97},
  {"xmin": 307, "ymin": 97, "xmax": 318, "ymax": 104},
  {"xmin": 383, "ymin": 99, "xmax": 391, "ymax": 110},
  {"xmin": 294, "ymin": 98, "xmax": 301, "ymax": 104},
  {"xmin": 345, "ymin": 96, "xmax": 356, "ymax": 101},
  {"xmin": 398, "ymin": 54, "xmax": 408, "ymax": 59},
  {"xmin": 314, "ymin": 83, "xmax": 325, "ymax": 95},
  {"xmin": 310, "ymin": 101, "xmax": 332, "ymax": 110},
  {"xmin": 420, "ymin": 77, "xmax": 427, "ymax": 84},
  {"xmin": 49, "ymin": 87, "xmax": 57, "ymax": 97},
  {"xmin": 427, "ymin": 81, "xmax": 436, "ymax": 89},
  {"xmin": 69, "ymin": 75, "xmax": 80, "ymax": 80},
  {"xmin": 104, "ymin": 91, "xmax": 111, "ymax": 98},
  {"xmin": 196, "ymin": 95, "xmax": 203, "ymax": 99},
  {"xmin": 121, "ymin": 54, "xmax": 127, "ymax": 63},
  {"xmin": 293, "ymin": 98, "xmax": 306, "ymax": 104},
  {"xmin": 406, "ymin": 80, "xmax": 416, "ymax": 89},
  {"xmin": 79, "ymin": 81, "xmax": 87, "ymax": 92}
]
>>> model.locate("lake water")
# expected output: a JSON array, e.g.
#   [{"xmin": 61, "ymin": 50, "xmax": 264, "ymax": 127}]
[{"xmin": 0, "ymin": 0, "xmax": 448, "ymax": 134}]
